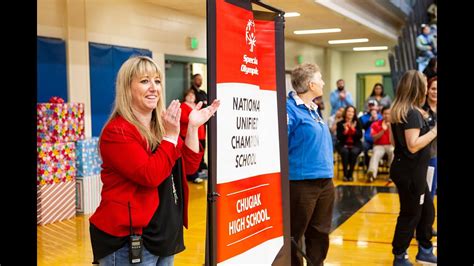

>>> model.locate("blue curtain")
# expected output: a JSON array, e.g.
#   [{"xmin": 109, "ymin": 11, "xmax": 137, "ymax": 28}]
[
  {"xmin": 89, "ymin": 43, "xmax": 152, "ymax": 136},
  {"xmin": 37, "ymin": 37, "xmax": 68, "ymax": 103}
]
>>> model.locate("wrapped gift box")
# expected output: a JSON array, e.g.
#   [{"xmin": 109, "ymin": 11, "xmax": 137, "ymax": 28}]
[
  {"xmin": 76, "ymin": 137, "xmax": 102, "ymax": 177},
  {"xmin": 37, "ymin": 142, "xmax": 76, "ymax": 186},
  {"xmin": 37, "ymin": 180, "xmax": 76, "ymax": 225},
  {"xmin": 37, "ymin": 102, "xmax": 85, "ymax": 142},
  {"xmin": 76, "ymin": 175, "xmax": 103, "ymax": 214}
]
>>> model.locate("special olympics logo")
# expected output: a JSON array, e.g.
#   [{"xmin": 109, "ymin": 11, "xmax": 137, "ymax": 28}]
[{"xmin": 246, "ymin": 19, "xmax": 256, "ymax": 52}]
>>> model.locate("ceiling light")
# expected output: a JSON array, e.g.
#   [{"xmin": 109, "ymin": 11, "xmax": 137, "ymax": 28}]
[
  {"xmin": 284, "ymin": 12, "xmax": 301, "ymax": 17},
  {"xmin": 328, "ymin": 38, "xmax": 369, "ymax": 44},
  {"xmin": 294, "ymin": 28, "xmax": 341, "ymax": 35},
  {"xmin": 353, "ymin": 46, "xmax": 388, "ymax": 51}
]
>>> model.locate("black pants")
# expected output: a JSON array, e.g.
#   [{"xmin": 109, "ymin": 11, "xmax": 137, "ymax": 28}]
[
  {"xmin": 199, "ymin": 139, "xmax": 207, "ymax": 171},
  {"xmin": 363, "ymin": 141, "xmax": 373, "ymax": 169},
  {"xmin": 390, "ymin": 158, "xmax": 435, "ymax": 255},
  {"xmin": 290, "ymin": 178, "xmax": 335, "ymax": 266},
  {"xmin": 336, "ymin": 145, "xmax": 362, "ymax": 178}
]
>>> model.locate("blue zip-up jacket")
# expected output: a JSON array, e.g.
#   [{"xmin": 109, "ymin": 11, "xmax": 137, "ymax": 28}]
[
  {"xmin": 359, "ymin": 112, "xmax": 382, "ymax": 145},
  {"xmin": 287, "ymin": 92, "xmax": 334, "ymax": 180}
]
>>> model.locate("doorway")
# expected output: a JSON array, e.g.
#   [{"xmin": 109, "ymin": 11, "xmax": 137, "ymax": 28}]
[
  {"xmin": 164, "ymin": 55, "xmax": 207, "ymax": 106},
  {"xmin": 165, "ymin": 60, "xmax": 189, "ymax": 105},
  {"xmin": 356, "ymin": 73, "xmax": 393, "ymax": 113}
]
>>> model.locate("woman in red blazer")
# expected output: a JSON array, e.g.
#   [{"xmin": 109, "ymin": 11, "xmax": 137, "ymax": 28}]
[
  {"xmin": 89, "ymin": 56, "xmax": 220, "ymax": 265},
  {"xmin": 180, "ymin": 89, "xmax": 206, "ymax": 184}
]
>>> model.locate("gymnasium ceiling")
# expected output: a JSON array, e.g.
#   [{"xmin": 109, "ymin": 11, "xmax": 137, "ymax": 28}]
[{"xmin": 146, "ymin": 0, "xmax": 406, "ymax": 51}]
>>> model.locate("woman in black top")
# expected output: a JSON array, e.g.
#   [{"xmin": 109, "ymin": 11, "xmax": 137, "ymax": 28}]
[
  {"xmin": 335, "ymin": 105, "xmax": 363, "ymax": 181},
  {"xmin": 390, "ymin": 70, "xmax": 438, "ymax": 266}
]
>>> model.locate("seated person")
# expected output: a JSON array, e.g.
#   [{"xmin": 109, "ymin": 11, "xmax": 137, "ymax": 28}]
[
  {"xmin": 416, "ymin": 24, "xmax": 436, "ymax": 58},
  {"xmin": 359, "ymin": 100, "xmax": 382, "ymax": 169},
  {"xmin": 416, "ymin": 24, "xmax": 436, "ymax": 71},
  {"xmin": 336, "ymin": 106, "xmax": 363, "ymax": 181},
  {"xmin": 367, "ymin": 106, "xmax": 394, "ymax": 182},
  {"xmin": 327, "ymin": 107, "xmax": 345, "ymax": 148}
]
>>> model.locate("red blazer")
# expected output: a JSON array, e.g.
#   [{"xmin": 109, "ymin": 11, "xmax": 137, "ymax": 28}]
[
  {"xmin": 180, "ymin": 102, "xmax": 206, "ymax": 140},
  {"xmin": 89, "ymin": 115, "xmax": 203, "ymax": 237}
]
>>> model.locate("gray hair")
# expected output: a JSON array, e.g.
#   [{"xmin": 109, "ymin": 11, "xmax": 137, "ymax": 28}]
[{"xmin": 291, "ymin": 63, "xmax": 320, "ymax": 94}]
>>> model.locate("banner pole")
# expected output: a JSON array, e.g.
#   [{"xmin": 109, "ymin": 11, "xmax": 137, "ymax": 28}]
[
  {"xmin": 206, "ymin": 0, "xmax": 218, "ymax": 265},
  {"xmin": 206, "ymin": 1, "xmax": 288, "ymax": 265}
]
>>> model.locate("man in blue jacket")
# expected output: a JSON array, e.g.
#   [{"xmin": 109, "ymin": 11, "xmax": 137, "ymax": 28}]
[
  {"xmin": 330, "ymin": 79, "xmax": 353, "ymax": 115},
  {"xmin": 359, "ymin": 100, "xmax": 382, "ymax": 170}
]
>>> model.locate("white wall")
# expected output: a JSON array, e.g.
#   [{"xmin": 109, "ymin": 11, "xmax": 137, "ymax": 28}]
[
  {"xmin": 285, "ymin": 39, "xmax": 326, "ymax": 72},
  {"xmin": 84, "ymin": 1, "xmax": 207, "ymax": 59},
  {"xmin": 37, "ymin": 0, "xmax": 67, "ymax": 39},
  {"xmin": 341, "ymin": 50, "xmax": 391, "ymax": 103},
  {"xmin": 284, "ymin": 40, "xmax": 332, "ymax": 116},
  {"xmin": 321, "ymin": 49, "xmax": 343, "ymax": 118},
  {"xmin": 328, "ymin": 50, "xmax": 343, "ymax": 93}
]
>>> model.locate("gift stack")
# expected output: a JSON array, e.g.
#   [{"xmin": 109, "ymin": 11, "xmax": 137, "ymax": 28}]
[
  {"xmin": 75, "ymin": 137, "xmax": 103, "ymax": 214},
  {"xmin": 37, "ymin": 97, "xmax": 85, "ymax": 225}
]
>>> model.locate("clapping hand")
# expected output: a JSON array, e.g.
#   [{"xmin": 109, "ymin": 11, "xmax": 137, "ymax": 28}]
[
  {"xmin": 339, "ymin": 91, "xmax": 346, "ymax": 100},
  {"xmin": 162, "ymin": 100, "xmax": 181, "ymax": 139},
  {"xmin": 370, "ymin": 110, "xmax": 378, "ymax": 120},
  {"xmin": 344, "ymin": 122, "xmax": 350, "ymax": 131},
  {"xmin": 188, "ymin": 99, "xmax": 221, "ymax": 128}
]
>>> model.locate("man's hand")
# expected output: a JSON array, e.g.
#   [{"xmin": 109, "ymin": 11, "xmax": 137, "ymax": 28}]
[{"xmin": 339, "ymin": 91, "xmax": 346, "ymax": 100}]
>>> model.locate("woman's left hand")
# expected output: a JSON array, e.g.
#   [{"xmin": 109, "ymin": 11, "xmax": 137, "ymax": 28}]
[{"xmin": 188, "ymin": 99, "xmax": 221, "ymax": 128}]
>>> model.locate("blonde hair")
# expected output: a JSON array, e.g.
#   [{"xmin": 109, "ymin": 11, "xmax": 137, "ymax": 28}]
[
  {"xmin": 291, "ymin": 63, "xmax": 320, "ymax": 94},
  {"xmin": 391, "ymin": 70, "xmax": 427, "ymax": 124},
  {"xmin": 102, "ymin": 56, "xmax": 165, "ymax": 151}
]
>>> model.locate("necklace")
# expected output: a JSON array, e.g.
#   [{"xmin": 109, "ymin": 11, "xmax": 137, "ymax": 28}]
[{"xmin": 171, "ymin": 174, "xmax": 178, "ymax": 205}]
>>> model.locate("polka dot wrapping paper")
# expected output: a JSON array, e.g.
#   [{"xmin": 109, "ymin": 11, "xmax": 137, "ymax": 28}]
[
  {"xmin": 37, "ymin": 142, "xmax": 76, "ymax": 186},
  {"xmin": 37, "ymin": 102, "xmax": 85, "ymax": 143}
]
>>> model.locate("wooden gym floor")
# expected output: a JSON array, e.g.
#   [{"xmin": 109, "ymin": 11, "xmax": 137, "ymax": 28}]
[{"xmin": 37, "ymin": 171, "xmax": 437, "ymax": 265}]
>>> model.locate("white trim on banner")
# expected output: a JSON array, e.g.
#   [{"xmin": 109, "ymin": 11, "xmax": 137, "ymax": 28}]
[{"xmin": 217, "ymin": 236, "xmax": 284, "ymax": 265}]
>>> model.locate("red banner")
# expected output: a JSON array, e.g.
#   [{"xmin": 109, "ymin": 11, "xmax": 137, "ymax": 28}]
[
  {"xmin": 216, "ymin": 0, "xmax": 259, "ymax": 86},
  {"xmin": 212, "ymin": 0, "xmax": 287, "ymax": 264},
  {"xmin": 216, "ymin": 173, "xmax": 283, "ymax": 262}
]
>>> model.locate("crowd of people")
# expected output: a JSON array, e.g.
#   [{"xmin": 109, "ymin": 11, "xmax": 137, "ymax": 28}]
[
  {"xmin": 88, "ymin": 38, "xmax": 437, "ymax": 265},
  {"xmin": 287, "ymin": 60, "xmax": 438, "ymax": 265}
]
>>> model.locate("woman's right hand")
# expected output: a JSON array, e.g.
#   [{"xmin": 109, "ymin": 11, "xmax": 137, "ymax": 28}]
[{"xmin": 162, "ymin": 100, "xmax": 181, "ymax": 139}]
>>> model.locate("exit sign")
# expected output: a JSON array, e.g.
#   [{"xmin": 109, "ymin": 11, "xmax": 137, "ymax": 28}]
[
  {"xmin": 375, "ymin": 59, "xmax": 385, "ymax": 67},
  {"xmin": 297, "ymin": 55, "xmax": 303, "ymax": 64},
  {"xmin": 190, "ymin": 37, "xmax": 198, "ymax": 50}
]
